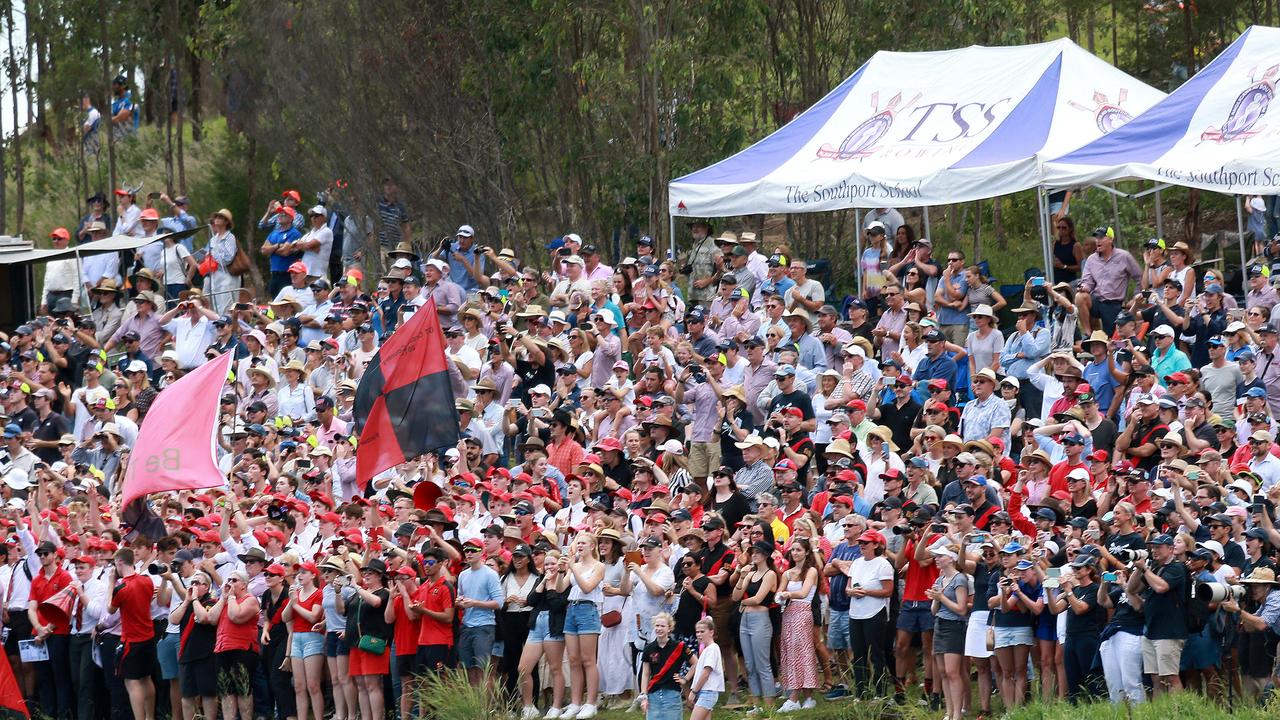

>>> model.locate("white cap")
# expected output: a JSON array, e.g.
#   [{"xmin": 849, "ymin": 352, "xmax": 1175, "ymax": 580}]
[
  {"xmin": 563, "ymin": 255, "xmax": 585, "ymax": 266},
  {"xmin": 3, "ymin": 469, "xmax": 31, "ymax": 491},
  {"xmin": 928, "ymin": 544, "xmax": 957, "ymax": 560},
  {"xmin": 392, "ymin": 258, "xmax": 412, "ymax": 269},
  {"xmin": 425, "ymin": 258, "xmax": 448, "ymax": 272},
  {"xmin": 564, "ymin": 232, "xmax": 582, "ymax": 245},
  {"xmin": 1226, "ymin": 321, "xmax": 1247, "ymax": 333},
  {"xmin": 1199, "ymin": 540, "xmax": 1225, "ymax": 559},
  {"xmin": 4, "ymin": 498, "xmax": 24, "ymax": 511},
  {"xmin": 842, "ymin": 343, "xmax": 866, "ymax": 359},
  {"xmin": 1067, "ymin": 467, "xmax": 1090, "ymax": 481},
  {"xmin": 309, "ymin": 205, "xmax": 327, "ymax": 217},
  {"xmin": 763, "ymin": 436, "xmax": 781, "ymax": 450},
  {"xmin": 659, "ymin": 439, "xmax": 684, "ymax": 455},
  {"xmin": 548, "ymin": 310, "xmax": 568, "ymax": 324},
  {"xmin": 529, "ymin": 384, "xmax": 552, "ymax": 396},
  {"xmin": 455, "ymin": 224, "xmax": 475, "ymax": 238},
  {"xmin": 1150, "ymin": 324, "xmax": 1175, "ymax": 337},
  {"xmin": 1228, "ymin": 478, "xmax": 1254, "ymax": 494},
  {"xmin": 160, "ymin": 349, "xmax": 180, "ymax": 363},
  {"xmin": 125, "ymin": 359, "xmax": 148, "ymax": 374}
]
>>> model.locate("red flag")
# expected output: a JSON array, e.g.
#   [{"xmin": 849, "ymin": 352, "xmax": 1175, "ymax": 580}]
[
  {"xmin": 0, "ymin": 649, "xmax": 27, "ymax": 718},
  {"xmin": 119, "ymin": 352, "xmax": 235, "ymax": 509},
  {"xmin": 353, "ymin": 297, "xmax": 460, "ymax": 488}
]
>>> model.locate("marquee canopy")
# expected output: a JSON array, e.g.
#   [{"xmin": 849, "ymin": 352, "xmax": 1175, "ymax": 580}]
[
  {"xmin": 1045, "ymin": 26, "xmax": 1280, "ymax": 194},
  {"xmin": 669, "ymin": 39, "xmax": 1164, "ymax": 218}
]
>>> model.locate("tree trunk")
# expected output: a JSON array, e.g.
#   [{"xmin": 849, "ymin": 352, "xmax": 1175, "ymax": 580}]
[
  {"xmin": 7, "ymin": 0, "xmax": 23, "ymax": 235},
  {"xmin": 1112, "ymin": 0, "xmax": 1119, "ymax": 66},
  {"xmin": 99, "ymin": 0, "xmax": 116, "ymax": 201},
  {"xmin": 243, "ymin": 135, "xmax": 265, "ymax": 297},
  {"xmin": 1086, "ymin": 6, "xmax": 1096, "ymax": 53},
  {"xmin": 1184, "ymin": 189, "xmax": 1201, "ymax": 246}
]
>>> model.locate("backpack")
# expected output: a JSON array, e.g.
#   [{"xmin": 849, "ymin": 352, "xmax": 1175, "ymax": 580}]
[{"xmin": 1184, "ymin": 571, "xmax": 1211, "ymax": 634}]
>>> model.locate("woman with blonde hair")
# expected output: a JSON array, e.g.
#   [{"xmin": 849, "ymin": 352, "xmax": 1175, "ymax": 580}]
[
  {"xmin": 684, "ymin": 617, "xmax": 723, "ymax": 720},
  {"xmin": 562, "ymin": 532, "xmax": 607, "ymax": 719},
  {"xmin": 788, "ymin": 518, "xmax": 833, "ymax": 689},
  {"xmin": 518, "ymin": 550, "xmax": 569, "ymax": 719},
  {"xmin": 926, "ymin": 544, "xmax": 969, "ymax": 720}
]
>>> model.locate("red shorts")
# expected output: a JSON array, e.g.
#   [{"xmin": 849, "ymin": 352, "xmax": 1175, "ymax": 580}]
[{"xmin": 348, "ymin": 646, "xmax": 390, "ymax": 676}]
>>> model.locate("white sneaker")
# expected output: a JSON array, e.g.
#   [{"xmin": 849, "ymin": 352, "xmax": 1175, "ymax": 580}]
[
  {"xmin": 801, "ymin": 698, "xmax": 816, "ymax": 709},
  {"xmin": 560, "ymin": 705, "xmax": 580, "ymax": 720},
  {"xmin": 778, "ymin": 700, "xmax": 801, "ymax": 713},
  {"xmin": 575, "ymin": 705, "xmax": 597, "ymax": 719},
  {"xmin": 521, "ymin": 706, "xmax": 541, "ymax": 720},
  {"xmin": 543, "ymin": 708, "xmax": 562, "ymax": 720}
]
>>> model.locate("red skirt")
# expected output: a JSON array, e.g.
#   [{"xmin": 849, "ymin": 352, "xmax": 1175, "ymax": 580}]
[{"xmin": 349, "ymin": 645, "xmax": 390, "ymax": 676}]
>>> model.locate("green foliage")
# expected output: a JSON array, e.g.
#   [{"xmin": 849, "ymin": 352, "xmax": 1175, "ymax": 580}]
[{"xmin": 412, "ymin": 668, "xmax": 502, "ymax": 720}]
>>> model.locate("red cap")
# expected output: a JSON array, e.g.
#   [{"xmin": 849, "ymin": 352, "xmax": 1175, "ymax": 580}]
[
  {"xmin": 927, "ymin": 379, "xmax": 949, "ymax": 391},
  {"xmin": 1163, "ymin": 372, "xmax": 1191, "ymax": 385},
  {"xmin": 310, "ymin": 492, "xmax": 335, "ymax": 509},
  {"xmin": 394, "ymin": 566, "xmax": 416, "ymax": 578},
  {"xmin": 528, "ymin": 485, "xmax": 549, "ymax": 498},
  {"xmin": 317, "ymin": 512, "xmax": 341, "ymax": 524},
  {"xmin": 456, "ymin": 494, "xmax": 478, "ymax": 506},
  {"xmin": 1051, "ymin": 490, "xmax": 1072, "ymax": 502},
  {"xmin": 279, "ymin": 206, "xmax": 298, "ymax": 220},
  {"xmin": 297, "ymin": 562, "xmax": 320, "ymax": 575},
  {"xmin": 113, "ymin": 188, "xmax": 131, "ymax": 196},
  {"xmin": 287, "ymin": 260, "xmax": 308, "ymax": 274},
  {"xmin": 97, "ymin": 540, "xmax": 119, "ymax": 552},
  {"xmin": 194, "ymin": 530, "xmax": 220, "ymax": 544},
  {"xmin": 614, "ymin": 488, "xmax": 633, "ymax": 502},
  {"xmin": 282, "ymin": 190, "xmax": 302, "ymax": 203},
  {"xmin": 857, "ymin": 529, "xmax": 887, "ymax": 545},
  {"xmin": 831, "ymin": 496, "xmax": 853, "ymax": 507},
  {"xmin": 264, "ymin": 564, "xmax": 287, "ymax": 576},
  {"xmin": 773, "ymin": 459, "xmax": 797, "ymax": 472},
  {"xmin": 139, "ymin": 208, "xmax": 161, "ymax": 221},
  {"xmin": 650, "ymin": 484, "xmax": 670, "ymax": 495},
  {"xmin": 783, "ymin": 407, "xmax": 804, "ymax": 418},
  {"xmin": 1088, "ymin": 449, "xmax": 1109, "ymax": 463},
  {"xmin": 190, "ymin": 495, "xmax": 214, "ymax": 507},
  {"xmin": 645, "ymin": 512, "xmax": 669, "ymax": 524},
  {"xmin": 514, "ymin": 473, "xmax": 534, "ymax": 485},
  {"xmin": 835, "ymin": 469, "xmax": 860, "ymax": 484},
  {"xmin": 844, "ymin": 399, "xmax": 867, "ymax": 411},
  {"xmin": 595, "ymin": 437, "xmax": 624, "ymax": 452},
  {"xmin": 434, "ymin": 504, "xmax": 456, "ymax": 522},
  {"xmin": 487, "ymin": 467, "xmax": 512, "ymax": 481},
  {"xmin": 895, "ymin": 373, "xmax": 914, "ymax": 385},
  {"xmin": 49, "ymin": 227, "xmax": 71, "ymax": 241},
  {"xmin": 69, "ymin": 554, "xmax": 95, "ymax": 565}
]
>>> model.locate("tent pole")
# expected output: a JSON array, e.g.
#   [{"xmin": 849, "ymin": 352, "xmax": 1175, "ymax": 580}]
[
  {"xmin": 74, "ymin": 249, "xmax": 86, "ymax": 312},
  {"xmin": 923, "ymin": 207, "xmax": 932, "ymax": 240},
  {"xmin": 1236, "ymin": 195, "xmax": 1247, "ymax": 273},
  {"xmin": 669, "ymin": 213, "xmax": 676, "ymax": 264},
  {"xmin": 1154, "ymin": 186, "xmax": 1163, "ymax": 239},
  {"xmin": 1110, "ymin": 187, "xmax": 1120, "ymax": 242},
  {"xmin": 1037, "ymin": 187, "xmax": 1053, "ymax": 284},
  {"xmin": 855, "ymin": 209, "xmax": 864, "ymax": 297}
]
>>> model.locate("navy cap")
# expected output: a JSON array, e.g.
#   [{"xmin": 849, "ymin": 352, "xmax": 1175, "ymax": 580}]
[
  {"xmin": 637, "ymin": 235, "xmax": 655, "ymax": 247},
  {"xmin": 1147, "ymin": 533, "xmax": 1175, "ymax": 546}
]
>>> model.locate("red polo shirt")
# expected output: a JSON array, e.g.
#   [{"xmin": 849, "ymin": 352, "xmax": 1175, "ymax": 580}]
[{"xmin": 29, "ymin": 566, "xmax": 72, "ymax": 636}]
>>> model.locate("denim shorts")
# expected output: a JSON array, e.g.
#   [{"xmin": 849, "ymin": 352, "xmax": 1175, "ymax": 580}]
[
  {"xmin": 157, "ymin": 633, "xmax": 181, "ymax": 680},
  {"xmin": 527, "ymin": 610, "xmax": 564, "ymax": 644},
  {"xmin": 563, "ymin": 601, "xmax": 601, "ymax": 636},
  {"xmin": 457, "ymin": 625, "xmax": 496, "ymax": 669},
  {"xmin": 324, "ymin": 630, "xmax": 350, "ymax": 657},
  {"xmin": 896, "ymin": 601, "xmax": 933, "ymax": 633},
  {"xmin": 291, "ymin": 631, "xmax": 325, "ymax": 658},
  {"xmin": 647, "ymin": 688, "xmax": 682, "ymax": 720},
  {"xmin": 695, "ymin": 690, "xmax": 720, "ymax": 709},
  {"xmin": 827, "ymin": 609, "xmax": 850, "ymax": 650},
  {"xmin": 994, "ymin": 625, "xmax": 1035, "ymax": 649}
]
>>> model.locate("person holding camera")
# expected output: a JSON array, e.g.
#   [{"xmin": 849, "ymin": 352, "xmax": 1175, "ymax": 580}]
[
  {"xmin": 1220, "ymin": 566, "xmax": 1280, "ymax": 700},
  {"xmin": 1125, "ymin": 533, "xmax": 1188, "ymax": 697}
]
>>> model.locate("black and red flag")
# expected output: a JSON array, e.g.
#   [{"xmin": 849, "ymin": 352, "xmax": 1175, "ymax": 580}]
[{"xmin": 353, "ymin": 297, "xmax": 460, "ymax": 488}]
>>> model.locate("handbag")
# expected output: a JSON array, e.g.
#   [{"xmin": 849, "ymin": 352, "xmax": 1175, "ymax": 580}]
[
  {"xmin": 600, "ymin": 610, "xmax": 622, "ymax": 628},
  {"xmin": 355, "ymin": 598, "xmax": 387, "ymax": 655},
  {"xmin": 226, "ymin": 246, "xmax": 252, "ymax": 276},
  {"xmin": 197, "ymin": 252, "xmax": 219, "ymax": 277}
]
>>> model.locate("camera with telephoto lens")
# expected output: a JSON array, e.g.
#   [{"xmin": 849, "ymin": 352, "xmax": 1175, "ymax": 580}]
[
  {"xmin": 147, "ymin": 561, "xmax": 180, "ymax": 575},
  {"xmin": 1196, "ymin": 581, "xmax": 1245, "ymax": 603},
  {"xmin": 1112, "ymin": 548, "xmax": 1149, "ymax": 564},
  {"xmin": 891, "ymin": 524, "xmax": 912, "ymax": 535}
]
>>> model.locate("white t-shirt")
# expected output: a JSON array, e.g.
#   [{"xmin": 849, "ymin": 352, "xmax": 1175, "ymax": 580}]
[
  {"xmin": 695, "ymin": 642, "xmax": 725, "ymax": 692},
  {"xmin": 300, "ymin": 226, "xmax": 334, "ymax": 280},
  {"xmin": 846, "ymin": 555, "xmax": 895, "ymax": 619},
  {"xmin": 159, "ymin": 243, "xmax": 192, "ymax": 285}
]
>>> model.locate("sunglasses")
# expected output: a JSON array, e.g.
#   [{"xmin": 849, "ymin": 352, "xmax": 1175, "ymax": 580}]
[{"xmin": 463, "ymin": 547, "xmax": 481, "ymax": 554}]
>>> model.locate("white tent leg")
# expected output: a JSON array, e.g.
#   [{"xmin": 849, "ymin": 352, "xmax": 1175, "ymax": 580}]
[
  {"xmin": 669, "ymin": 213, "xmax": 676, "ymax": 262},
  {"xmin": 855, "ymin": 209, "xmax": 864, "ymax": 297},
  {"xmin": 1236, "ymin": 195, "xmax": 1247, "ymax": 272},
  {"xmin": 923, "ymin": 207, "xmax": 932, "ymax": 240},
  {"xmin": 1038, "ymin": 187, "xmax": 1053, "ymax": 284},
  {"xmin": 1155, "ymin": 186, "xmax": 1163, "ymax": 239}
]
